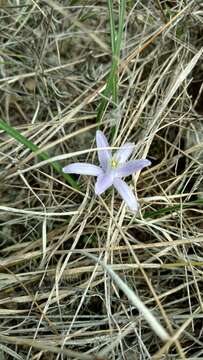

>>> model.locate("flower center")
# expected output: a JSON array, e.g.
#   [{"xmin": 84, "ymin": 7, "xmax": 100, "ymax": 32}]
[{"xmin": 111, "ymin": 159, "xmax": 118, "ymax": 168}]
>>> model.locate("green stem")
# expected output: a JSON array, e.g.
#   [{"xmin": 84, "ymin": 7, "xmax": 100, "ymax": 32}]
[{"xmin": 0, "ymin": 119, "xmax": 79, "ymax": 189}]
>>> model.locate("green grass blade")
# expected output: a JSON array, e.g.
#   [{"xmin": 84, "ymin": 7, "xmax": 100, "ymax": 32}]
[
  {"xmin": 97, "ymin": 0, "xmax": 126, "ymax": 122},
  {"xmin": 115, "ymin": 0, "xmax": 126, "ymax": 58},
  {"xmin": 107, "ymin": 0, "xmax": 116, "ymax": 54},
  {"xmin": 144, "ymin": 199, "xmax": 203, "ymax": 219},
  {"xmin": 0, "ymin": 119, "xmax": 79, "ymax": 189}
]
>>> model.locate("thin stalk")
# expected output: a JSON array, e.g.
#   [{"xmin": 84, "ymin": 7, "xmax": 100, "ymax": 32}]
[{"xmin": 0, "ymin": 119, "xmax": 79, "ymax": 189}]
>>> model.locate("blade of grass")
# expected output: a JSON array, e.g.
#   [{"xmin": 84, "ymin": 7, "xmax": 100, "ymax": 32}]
[
  {"xmin": 108, "ymin": 0, "xmax": 117, "ymax": 105},
  {"xmin": 97, "ymin": 0, "xmax": 126, "ymax": 122},
  {"xmin": 83, "ymin": 251, "xmax": 170, "ymax": 343},
  {"xmin": 0, "ymin": 119, "xmax": 79, "ymax": 189},
  {"xmin": 144, "ymin": 199, "xmax": 203, "ymax": 219},
  {"xmin": 108, "ymin": 0, "xmax": 116, "ymax": 54}
]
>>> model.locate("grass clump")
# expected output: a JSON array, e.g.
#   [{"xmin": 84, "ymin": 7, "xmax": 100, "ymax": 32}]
[{"xmin": 0, "ymin": 1, "xmax": 203, "ymax": 359}]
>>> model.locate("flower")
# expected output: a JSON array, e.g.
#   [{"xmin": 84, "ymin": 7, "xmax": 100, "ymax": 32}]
[{"xmin": 63, "ymin": 130, "xmax": 151, "ymax": 212}]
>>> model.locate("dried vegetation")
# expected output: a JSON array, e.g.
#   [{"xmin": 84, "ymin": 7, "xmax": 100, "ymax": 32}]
[{"xmin": 0, "ymin": 0, "xmax": 203, "ymax": 359}]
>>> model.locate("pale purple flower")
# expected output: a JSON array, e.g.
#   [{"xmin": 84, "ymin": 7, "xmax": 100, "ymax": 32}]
[{"xmin": 63, "ymin": 131, "xmax": 151, "ymax": 212}]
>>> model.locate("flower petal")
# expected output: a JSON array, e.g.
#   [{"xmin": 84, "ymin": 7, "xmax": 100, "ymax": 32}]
[
  {"xmin": 116, "ymin": 159, "xmax": 151, "ymax": 177},
  {"xmin": 95, "ymin": 173, "xmax": 113, "ymax": 195},
  {"xmin": 113, "ymin": 178, "xmax": 139, "ymax": 212},
  {"xmin": 63, "ymin": 163, "xmax": 103, "ymax": 176},
  {"xmin": 114, "ymin": 142, "xmax": 134, "ymax": 163},
  {"xmin": 96, "ymin": 130, "xmax": 111, "ymax": 170}
]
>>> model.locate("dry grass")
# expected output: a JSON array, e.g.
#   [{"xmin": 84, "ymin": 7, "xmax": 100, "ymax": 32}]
[{"xmin": 0, "ymin": 1, "xmax": 203, "ymax": 359}]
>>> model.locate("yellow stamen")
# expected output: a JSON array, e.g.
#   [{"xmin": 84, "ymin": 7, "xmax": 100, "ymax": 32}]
[{"xmin": 111, "ymin": 159, "xmax": 118, "ymax": 168}]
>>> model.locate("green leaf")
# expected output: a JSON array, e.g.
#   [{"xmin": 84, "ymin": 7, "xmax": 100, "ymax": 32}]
[
  {"xmin": 144, "ymin": 199, "xmax": 203, "ymax": 219},
  {"xmin": 97, "ymin": 0, "xmax": 126, "ymax": 122},
  {"xmin": 0, "ymin": 119, "xmax": 79, "ymax": 189}
]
